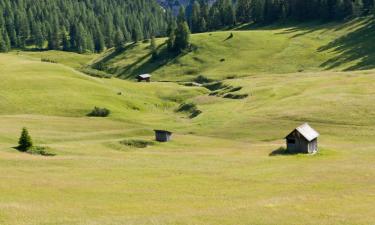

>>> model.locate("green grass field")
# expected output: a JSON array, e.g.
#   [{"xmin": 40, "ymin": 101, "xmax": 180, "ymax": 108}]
[{"xmin": 0, "ymin": 18, "xmax": 375, "ymax": 225}]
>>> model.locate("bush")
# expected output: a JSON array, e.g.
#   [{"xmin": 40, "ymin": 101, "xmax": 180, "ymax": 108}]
[
  {"xmin": 120, "ymin": 139, "xmax": 154, "ymax": 148},
  {"xmin": 41, "ymin": 58, "xmax": 57, "ymax": 63},
  {"xmin": 194, "ymin": 75, "xmax": 213, "ymax": 84},
  {"xmin": 176, "ymin": 102, "xmax": 202, "ymax": 118},
  {"xmin": 27, "ymin": 146, "xmax": 56, "ymax": 156},
  {"xmin": 223, "ymin": 93, "xmax": 249, "ymax": 99},
  {"xmin": 87, "ymin": 107, "xmax": 111, "ymax": 117},
  {"xmin": 18, "ymin": 127, "xmax": 33, "ymax": 152}
]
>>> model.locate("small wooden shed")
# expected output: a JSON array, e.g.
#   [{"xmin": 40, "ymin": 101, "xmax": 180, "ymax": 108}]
[
  {"xmin": 285, "ymin": 123, "xmax": 319, "ymax": 154},
  {"xmin": 154, "ymin": 130, "xmax": 172, "ymax": 142},
  {"xmin": 137, "ymin": 74, "xmax": 151, "ymax": 82}
]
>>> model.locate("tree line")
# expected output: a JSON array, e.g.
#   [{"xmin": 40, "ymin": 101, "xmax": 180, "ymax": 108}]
[
  {"xmin": 0, "ymin": 0, "xmax": 169, "ymax": 53},
  {"xmin": 186, "ymin": 0, "xmax": 375, "ymax": 33}
]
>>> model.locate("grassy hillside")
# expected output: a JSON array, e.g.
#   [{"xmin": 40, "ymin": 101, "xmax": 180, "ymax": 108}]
[
  {"xmin": 1, "ymin": 19, "xmax": 375, "ymax": 224},
  {"xmin": 92, "ymin": 17, "xmax": 375, "ymax": 81},
  {"xmin": 0, "ymin": 54, "xmax": 204, "ymax": 123}
]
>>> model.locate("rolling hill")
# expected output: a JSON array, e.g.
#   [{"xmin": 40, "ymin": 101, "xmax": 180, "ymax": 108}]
[{"xmin": 0, "ymin": 18, "xmax": 375, "ymax": 225}]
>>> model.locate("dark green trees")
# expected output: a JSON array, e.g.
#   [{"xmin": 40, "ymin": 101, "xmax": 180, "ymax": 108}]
[
  {"xmin": 168, "ymin": 7, "xmax": 191, "ymax": 53},
  {"xmin": 174, "ymin": 21, "xmax": 191, "ymax": 52},
  {"xmin": 184, "ymin": 0, "xmax": 374, "ymax": 33},
  {"xmin": 18, "ymin": 127, "xmax": 33, "ymax": 152},
  {"xmin": 0, "ymin": 0, "xmax": 168, "ymax": 53}
]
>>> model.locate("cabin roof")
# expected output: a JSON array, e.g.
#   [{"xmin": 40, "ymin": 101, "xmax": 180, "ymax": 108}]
[
  {"xmin": 154, "ymin": 130, "xmax": 172, "ymax": 134},
  {"xmin": 286, "ymin": 123, "xmax": 319, "ymax": 142},
  {"xmin": 138, "ymin": 74, "xmax": 151, "ymax": 79}
]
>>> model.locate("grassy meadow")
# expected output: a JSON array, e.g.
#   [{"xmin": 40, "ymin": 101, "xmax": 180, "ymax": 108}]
[{"xmin": 0, "ymin": 19, "xmax": 375, "ymax": 225}]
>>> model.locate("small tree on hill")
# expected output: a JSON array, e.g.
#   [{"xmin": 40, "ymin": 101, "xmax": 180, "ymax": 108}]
[{"xmin": 18, "ymin": 127, "xmax": 33, "ymax": 151}]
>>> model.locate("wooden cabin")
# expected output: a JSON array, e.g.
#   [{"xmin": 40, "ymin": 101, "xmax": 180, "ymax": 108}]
[
  {"xmin": 137, "ymin": 74, "xmax": 151, "ymax": 82},
  {"xmin": 154, "ymin": 130, "xmax": 172, "ymax": 142},
  {"xmin": 285, "ymin": 123, "xmax": 319, "ymax": 154}
]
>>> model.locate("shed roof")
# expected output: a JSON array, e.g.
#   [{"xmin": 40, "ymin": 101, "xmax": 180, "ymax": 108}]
[
  {"xmin": 286, "ymin": 123, "xmax": 319, "ymax": 142},
  {"xmin": 138, "ymin": 74, "xmax": 151, "ymax": 79},
  {"xmin": 154, "ymin": 130, "xmax": 172, "ymax": 135}
]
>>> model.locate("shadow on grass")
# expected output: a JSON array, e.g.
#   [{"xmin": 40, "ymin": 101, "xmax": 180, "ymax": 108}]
[
  {"xmin": 269, "ymin": 147, "xmax": 298, "ymax": 156},
  {"xmin": 117, "ymin": 43, "xmax": 194, "ymax": 79},
  {"xmin": 91, "ymin": 43, "xmax": 138, "ymax": 71},
  {"xmin": 318, "ymin": 17, "xmax": 375, "ymax": 71}
]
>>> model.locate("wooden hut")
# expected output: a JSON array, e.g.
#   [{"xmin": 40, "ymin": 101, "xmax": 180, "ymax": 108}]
[
  {"xmin": 154, "ymin": 130, "xmax": 172, "ymax": 142},
  {"xmin": 285, "ymin": 123, "xmax": 319, "ymax": 154},
  {"xmin": 137, "ymin": 74, "xmax": 151, "ymax": 82}
]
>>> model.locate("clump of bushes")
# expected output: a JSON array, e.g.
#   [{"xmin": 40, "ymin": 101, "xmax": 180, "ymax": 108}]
[
  {"xmin": 41, "ymin": 58, "xmax": 57, "ymax": 63},
  {"xmin": 194, "ymin": 75, "xmax": 213, "ymax": 84},
  {"xmin": 120, "ymin": 139, "xmax": 154, "ymax": 148},
  {"xmin": 87, "ymin": 107, "xmax": 111, "ymax": 117},
  {"xmin": 223, "ymin": 93, "xmax": 249, "ymax": 99},
  {"xmin": 203, "ymin": 81, "xmax": 228, "ymax": 91},
  {"xmin": 176, "ymin": 102, "xmax": 202, "ymax": 118},
  {"xmin": 28, "ymin": 146, "xmax": 56, "ymax": 156}
]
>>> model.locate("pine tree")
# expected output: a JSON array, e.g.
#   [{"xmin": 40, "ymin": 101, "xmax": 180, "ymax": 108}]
[
  {"xmin": 191, "ymin": 1, "xmax": 201, "ymax": 33},
  {"xmin": 236, "ymin": 0, "xmax": 252, "ymax": 23},
  {"xmin": 62, "ymin": 30, "xmax": 70, "ymax": 51},
  {"xmin": 150, "ymin": 36, "xmax": 158, "ymax": 59},
  {"xmin": 34, "ymin": 24, "xmax": 44, "ymax": 49},
  {"xmin": 114, "ymin": 29, "xmax": 125, "ymax": 49},
  {"xmin": 167, "ymin": 22, "xmax": 176, "ymax": 51},
  {"xmin": 18, "ymin": 127, "xmax": 33, "ymax": 152},
  {"xmin": 0, "ymin": 31, "xmax": 8, "ymax": 52},
  {"xmin": 174, "ymin": 21, "xmax": 191, "ymax": 52},
  {"xmin": 94, "ymin": 30, "xmax": 105, "ymax": 53}
]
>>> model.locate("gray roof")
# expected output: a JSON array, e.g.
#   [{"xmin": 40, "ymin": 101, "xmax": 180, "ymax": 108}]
[
  {"xmin": 293, "ymin": 123, "xmax": 319, "ymax": 141},
  {"xmin": 138, "ymin": 74, "xmax": 151, "ymax": 78}
]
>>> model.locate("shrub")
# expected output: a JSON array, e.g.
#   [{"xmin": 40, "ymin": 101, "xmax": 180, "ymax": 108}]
[
  {"xmin": 176, "ymin": 102, "xmax": 202, "ymax": 118},
  {"xmin": 223, "ymin": 93, "xmax": 249, "ymax": 99},
  {"xmin": 41, "ymin": 58, "xmax": 57, "ymax": 63},
  {"xmin": 120, "ymin": 139, "xmax": 154, "ymax": 148},
  {"xmin": 87, "ymin": 107, "xmax": 111, "ymax": 117},
  {"xmin": 18, "ymin": 127, "xmax": 33, "ymax": 151},
  {"xmin": 194, "ymin": 75, "xmax": 213, "ymax": 84},
  {"xmin": 28, "ymin": 146, "xmax": 56, "ymax": 156}
]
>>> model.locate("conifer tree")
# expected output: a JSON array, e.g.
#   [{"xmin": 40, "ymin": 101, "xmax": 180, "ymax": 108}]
[
  {"xmin": 174, "ymin": 21, "xmax": 191, "ymax": 52},
  {"xmin": 34, "ymin": 24, "xmax": 44, "ymax": 49},
  {"xmin": 0, "ymin": 31, "xmax": 8, "ymax": 52},
  {"xmin": 114, "ymin": 29, "xmax": 125, "ymax": 49},
  {"xmin": 94, "ymin": 30, "xmax": 105, "ymax": 53},
  {"xmin": 150, "ymin": 36, "xmax": 158, "ymax": 59},
  {"xmin": 18, "ymin": 127, "xmax": 33, "ymax": 152}
]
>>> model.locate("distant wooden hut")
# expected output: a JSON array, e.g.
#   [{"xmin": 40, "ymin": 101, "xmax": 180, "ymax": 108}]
[
  {"xmin": 285, "ymin": 123, "xmax": 319, "ymax": 154},
  {"xmin": 137, "ymin": 74, "xmax": 151, "ymax": 82},
  {"xmin": 154, "ymin": 130, "xmax": 172, "ymax": 142}
]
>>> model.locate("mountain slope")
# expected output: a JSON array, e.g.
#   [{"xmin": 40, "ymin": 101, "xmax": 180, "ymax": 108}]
[{"xmin": 92, "ymin": 18, "xmax": 375, "ymax": 81}]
